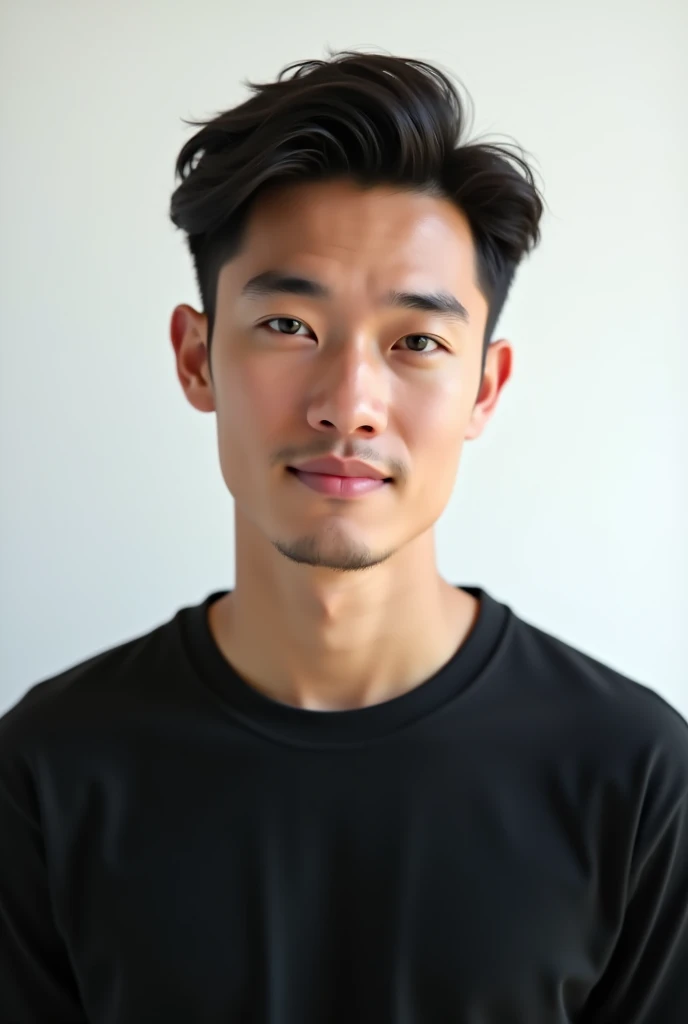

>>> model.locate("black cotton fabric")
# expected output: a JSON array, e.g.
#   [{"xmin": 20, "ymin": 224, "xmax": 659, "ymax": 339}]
[{"xmin": 1, "ymin": 586, "xmax": 687, "ymax": 1023}]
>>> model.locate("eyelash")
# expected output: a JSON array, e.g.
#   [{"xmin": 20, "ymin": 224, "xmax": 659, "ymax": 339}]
[{"xmin": 260, "ymin": 317, "xmax": 445, "ymax": 356}]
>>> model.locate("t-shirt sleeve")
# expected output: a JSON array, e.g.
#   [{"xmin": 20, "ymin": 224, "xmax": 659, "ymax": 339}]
[
  {"xmin": 581, "ymin": 701, "xmax": 688, "ymax": 1022},
  {"xmin": 0, "ymin": 722, "xmax": 88, "ymax": 1023}
]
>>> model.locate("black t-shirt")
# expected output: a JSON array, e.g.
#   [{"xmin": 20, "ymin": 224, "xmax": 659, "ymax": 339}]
[{"xmin": 1, "ymin": 586, "xmax": 687, "ymax": 1023}]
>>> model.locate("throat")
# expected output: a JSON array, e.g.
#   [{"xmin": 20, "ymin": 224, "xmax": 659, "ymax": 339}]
[{"xmin": 207, "ymin": 585, "xmax": 479, "ymax": 712}]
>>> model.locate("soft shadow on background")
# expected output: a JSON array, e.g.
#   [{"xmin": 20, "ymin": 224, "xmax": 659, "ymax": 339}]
[{"xmin": 0, "ymin": 0, "xmax": 686, "ymax": 715}]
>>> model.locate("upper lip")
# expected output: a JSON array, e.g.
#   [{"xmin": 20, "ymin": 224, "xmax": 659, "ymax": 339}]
[{"xmin": 290, "ymin": 457, "xmax": 390, "ymax": 480}]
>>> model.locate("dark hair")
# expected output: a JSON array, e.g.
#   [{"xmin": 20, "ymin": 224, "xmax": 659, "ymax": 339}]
[{"xmin": 169, "ymin": 50, "xmax": 545, "ymax": 374}]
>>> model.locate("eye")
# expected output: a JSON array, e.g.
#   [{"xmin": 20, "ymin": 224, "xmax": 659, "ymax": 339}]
[
  {"xmin": 397, "ymin": 334, "xmax": 442, "ymax": 355},
  {"xmin": 262, "ymin": 317, "xmax": 312, "ymax": 337}
]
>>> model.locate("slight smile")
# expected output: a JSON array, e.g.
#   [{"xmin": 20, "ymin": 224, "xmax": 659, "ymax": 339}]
[
  {"xmin": 288, "ymin": 469, "xmax": 391, "ymax": 497},
  {"xmin": 286, "ymin": 456, "xmax": 394, "ymax": 499}
]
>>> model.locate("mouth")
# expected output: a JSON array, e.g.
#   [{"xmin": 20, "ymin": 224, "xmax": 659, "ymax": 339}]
[{"xmin": 286, "ymin": 467, "xmax": 393, "ymax": 498}]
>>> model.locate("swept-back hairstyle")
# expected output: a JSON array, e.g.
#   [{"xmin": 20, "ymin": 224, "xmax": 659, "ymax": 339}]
[{"xmin": 169, "ymin": 51, "xmax": 545, "ymax": 374}]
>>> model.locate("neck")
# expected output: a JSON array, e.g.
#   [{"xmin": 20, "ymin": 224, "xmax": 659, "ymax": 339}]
[{"xmin": 207, "ymin": 512, "xmax": 480, "ymax": 711}]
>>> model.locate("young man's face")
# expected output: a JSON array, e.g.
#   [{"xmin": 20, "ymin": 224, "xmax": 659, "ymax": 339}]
[{"xmin": 172, "ymin": 178, "xmax": 512, "ymax": 571}]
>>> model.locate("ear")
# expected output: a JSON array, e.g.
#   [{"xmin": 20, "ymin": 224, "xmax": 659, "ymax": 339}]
[
  {"xmin": 169, "ymin": 304, "xmax": 215, "ymax": 413},
  {"xmin": 464, "ymin": 338, "xmax": 513, "ymax": 441}
]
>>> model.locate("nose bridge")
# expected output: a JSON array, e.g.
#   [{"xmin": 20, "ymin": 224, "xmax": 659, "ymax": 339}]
[{"xmin": 307, "ymin": 332, "xmax": 389, "ymax": 435}]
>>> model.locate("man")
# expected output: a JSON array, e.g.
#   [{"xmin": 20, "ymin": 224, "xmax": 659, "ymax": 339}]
[{"xmin": 1, "ymin": 51, "xmax": 687, "ymax": 1023}]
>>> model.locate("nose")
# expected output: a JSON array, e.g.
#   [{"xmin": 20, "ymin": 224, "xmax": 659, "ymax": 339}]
[{"xmin": 305, "ymin": 343, "xmax": 389, "ymax": 438}]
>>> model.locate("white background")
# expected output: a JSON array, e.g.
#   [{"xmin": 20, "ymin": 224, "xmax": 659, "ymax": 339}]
[{"xmin": 1, "ymin": 0, "xmax": 686, "ymax": 717}]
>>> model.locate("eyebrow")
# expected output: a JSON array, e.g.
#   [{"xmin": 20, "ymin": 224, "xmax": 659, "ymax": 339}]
[{"xmin": 240, "ymin": 270, "xmax": 471, "ymax": 326}]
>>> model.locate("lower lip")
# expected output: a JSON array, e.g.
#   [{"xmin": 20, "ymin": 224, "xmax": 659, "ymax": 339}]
[{"xmin": 290, "ymin": 470, "xmax": 389, "ymax": 497}]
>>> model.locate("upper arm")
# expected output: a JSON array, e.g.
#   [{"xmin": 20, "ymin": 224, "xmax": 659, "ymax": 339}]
[
  {"xmin": 0, "ymin": 744, "xmax": 87, "ymax": 1023},
  {"xmin": 581, "ymin": 709, "xmax": 688, "ymax": 1022}
]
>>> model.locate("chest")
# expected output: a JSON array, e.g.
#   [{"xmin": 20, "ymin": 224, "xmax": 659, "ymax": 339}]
[{"xmin": 47, "ymin": 741, "xmax": 621, "ymax": 1022}]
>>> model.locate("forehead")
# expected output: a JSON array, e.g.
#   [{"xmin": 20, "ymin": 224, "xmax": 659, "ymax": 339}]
[{"xmin": 224, "ymin": 179, "xmax": 481, "ymax": 299}]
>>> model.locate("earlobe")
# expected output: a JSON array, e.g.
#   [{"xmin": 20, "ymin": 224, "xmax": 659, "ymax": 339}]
[{"xmin": 464, "ymin": 407, "xmax": 486, "ymax": 442}]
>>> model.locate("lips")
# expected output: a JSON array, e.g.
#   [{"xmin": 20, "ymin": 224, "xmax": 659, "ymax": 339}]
[
  {"xmin": 289, "ymin": 457, "xmax": 389, "ymax": 480},
  {"xmin": 287, "ymin": 457, "xmax": 392, "ymax": 498},
  {"xmin": 291, "ymin": 472, "xmax": 387, "ymax": 497}
]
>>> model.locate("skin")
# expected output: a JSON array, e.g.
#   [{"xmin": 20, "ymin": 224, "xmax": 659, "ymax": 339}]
[{"xmin": 170, "ymin": 178, "xmax": 512, "ymax": 711}]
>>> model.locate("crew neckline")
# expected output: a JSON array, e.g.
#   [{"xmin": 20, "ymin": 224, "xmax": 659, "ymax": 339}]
[{"xmin": 177, "ymin": 586, "xmax": 511, "ymax": 748}]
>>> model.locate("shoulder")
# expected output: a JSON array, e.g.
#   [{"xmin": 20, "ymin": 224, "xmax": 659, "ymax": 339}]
[
  {"xmin": 504, "ymin": 603, "xmax": 688, "ymax": 792},
  {"xmin": 0, "ymin": 611, "xmax": 181, "ymax": 757}
]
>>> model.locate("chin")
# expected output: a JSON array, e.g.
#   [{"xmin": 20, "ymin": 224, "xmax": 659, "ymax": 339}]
[{"xmin": 271, "ymin": 529, "xmax": 396, "ymax": 573}]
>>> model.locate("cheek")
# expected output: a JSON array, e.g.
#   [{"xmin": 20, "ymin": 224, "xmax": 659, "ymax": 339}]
[
  {"xmin": 399, "ymin": 379, "xmax": 470, "ymax": 513},
  {"xmin": 214, "ymin": 357, "xmax": 297, "ymax": 492},
  {"xmin": 401, "ymin": 378, "xmax": 467, "ymax": 462},
  {"xmin": 218, "ymin": 355, "xmax": 296, "ymax": 434}
]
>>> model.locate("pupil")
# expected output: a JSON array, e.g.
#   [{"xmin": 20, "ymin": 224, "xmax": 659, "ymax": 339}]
[
  {"xmin": 409, "ymin": 336, "xmax": 427, "ymax": 350},
  {"xmin": 280, "ymin": 318, "xmax": 299, "ymax": 333}
]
